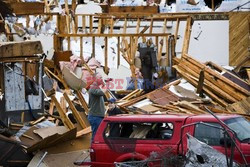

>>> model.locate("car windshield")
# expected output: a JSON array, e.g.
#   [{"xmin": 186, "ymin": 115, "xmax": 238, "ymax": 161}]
[{"xmin": 224, "ymin": 117, "xmax": 250, "ymax": 143}]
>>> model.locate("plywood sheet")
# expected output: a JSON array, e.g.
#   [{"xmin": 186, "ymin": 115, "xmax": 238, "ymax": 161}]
[
  {"xmin": 229, "ymin": 13, "xmax": 250, "ymax": 66},
  {"xmin": 33, "ymin": 126, "xmax": 69, "ymax": 139},
  {"xmin": 0, "ymin": 41, "xmax": 43, "ymax": 57}
]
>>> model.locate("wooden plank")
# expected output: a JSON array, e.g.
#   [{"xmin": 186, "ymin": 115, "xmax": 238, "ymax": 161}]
[
  {"xmin": 9, "ymin": 2, "xmax": 44, "ymax": 15},
  {"xmin": 76, "ymin": 90, "xmax": 89, "ymax": 114},
  {"xmin": 173, "ymin": 65, "xmax": 229, "ymax": 107},
  {"xmin": 177, "ymin": 62, "xmax": 238, "ymax": 103},
  {"xmin": 63, "ymin": 93, "xmax": 88, "ymax": 129},
  {"xmin": 180, "ymin": 60, "xmax": 246, "ymax": 101},
  {"xmin": 229, "ymin": 13, "xmax": 250, "ymax": 66},
  {"xmin": 120, "ymin": 89, "xmax": 140, "ymax": 101},
  {"xmin": 183, "ymin": 54, "xmax": 250, "ymax": 96},
  {"xmin": 51, "ymin": 95, "xmax": 75, "ymax": 130},
  {"xmin": 57, "ymin": 33, "xmax": 171, "ymax": 37},
  {"xmin": 0, "ymin": 41, "xmax": 43, "ymax": 57},
  {"xmin": 76, "ymin": 126, "xmax": 92, "ymax": 137},
  {"xmin": 108, "ymin": 6, "xmax": 158, "ymax": 14}
]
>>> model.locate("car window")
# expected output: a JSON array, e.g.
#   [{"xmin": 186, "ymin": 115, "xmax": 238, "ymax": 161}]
[
  {"xmin": 104, "ymin": 122, "xmax": 174, "ymax": 140},
  {"xmin": 194, "ymin": 122, "xmax": 223, "ymax": 146}
]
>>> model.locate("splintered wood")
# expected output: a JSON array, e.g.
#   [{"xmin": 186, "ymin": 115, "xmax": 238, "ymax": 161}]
[{"xmin": 173, "ymin": 54, "xmax": 250, "ymax": 113}]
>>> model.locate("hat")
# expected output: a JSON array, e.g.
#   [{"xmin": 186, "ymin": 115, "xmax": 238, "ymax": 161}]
[{"xmin": 107, "ymin": 98, "xmax": 116, "ymax": 103}]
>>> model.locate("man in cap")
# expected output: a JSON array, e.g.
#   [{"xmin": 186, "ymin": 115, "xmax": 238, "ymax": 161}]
[{"xmin": 107, "ymin": 98, "xmax": 123, "ymax": 137}]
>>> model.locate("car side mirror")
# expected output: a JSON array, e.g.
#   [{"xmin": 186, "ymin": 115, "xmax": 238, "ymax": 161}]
[{"xmin": 220, "ymin": 137, "xmax": 232, "ymax": 147}]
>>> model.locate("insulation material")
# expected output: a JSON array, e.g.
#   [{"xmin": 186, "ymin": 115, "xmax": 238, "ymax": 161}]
[{"xmin": 185, "ymin": 134, "xmax": 239, "ymax": 167}]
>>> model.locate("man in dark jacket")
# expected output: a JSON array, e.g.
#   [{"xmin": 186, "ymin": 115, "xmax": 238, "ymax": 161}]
[{"xmin": 107, "ymin": 98, "xmax": 122, "ymax": 137}]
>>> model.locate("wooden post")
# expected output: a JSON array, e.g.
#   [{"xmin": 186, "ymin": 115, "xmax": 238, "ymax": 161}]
[
  {"xmin": 92, "ymin": 36, "xmax": 95, "ymax": 57},
  {"xmin": 117, "ymin": 36, "xmax": 120, "ymax": 66},
  {"xmin": 212, "ymin": 0, "xmax": 215, "ymax": 11},
  {"xmin": 104, "ymin": 37, "xmax": 108, "ymax": 74}
]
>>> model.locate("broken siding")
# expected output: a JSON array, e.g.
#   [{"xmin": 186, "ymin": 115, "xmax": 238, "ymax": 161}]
[
  {"xmin": 229, "ymin": 12, "xmax": 250, "ymax": 66},
  {"xmin": 4, "ymin": 63, "xmax": 43, "ymax": 111}
]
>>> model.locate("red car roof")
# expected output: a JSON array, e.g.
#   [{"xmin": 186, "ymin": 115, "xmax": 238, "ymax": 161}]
[{"xmin": 104, "ymin": 114, "xmax": 241, "ymax": 122}]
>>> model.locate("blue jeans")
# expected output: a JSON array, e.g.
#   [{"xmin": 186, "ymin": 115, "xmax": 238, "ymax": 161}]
[{"xmin": 88, "ymin": 115, "xmax": 103, "ymax": 142}]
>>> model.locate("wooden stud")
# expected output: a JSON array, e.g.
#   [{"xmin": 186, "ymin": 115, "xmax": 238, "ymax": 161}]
[
  {"xmin": 72, "ymin": 0, "xmax": 77, "ymax": 13},
  {"xmin": 92, "ymin": 36, "xmax": 95, "ymax": 57},
  {"xmin": 67, "ymin": 37, "xmax": 70, "ymax": 50},
  {"xmin": 80, "ymin": 37, "xmax": 83, "ymax": 60},
  {"xmin": 117, "ymin": 36, "xmax": 120, "ymax": 66},
  {"xmin": 98, "ymin": 18, "xmax": 102, "ymax": 34},
  {"xmin": 48, "ymin": 101, "xmax": 55, "ymax": 115},
  {"xmin": 60, "ymin": 96, "xmax": 67, "ymax": 113},
  {"xmin": 182, "ymin": 17, "xmax": 192, "ymax": 56},
  {"xmin": 51, "ymin": 95, "xmax": 75, "ymax": 130},
  {"xmin": 149, "ymin": 18, "xmax": 153, "ymax": 34},
  {"xmin": 89, "ymin": 15, "xmax": 93, "ymax": 33},
  {"xmin": 63, "ymin": 92, "xmax": 88, "ymax": 129},
  {"xmin": 109, "ymin": 18, "xmax": 114, "ymax": 34},
  {"xmin": 64, "ymin": 0, "xmax": 70, "ymax": 33},
  {"xmin": 174, "ymin": 18, "xmax": 180, "ymax": 43},
  {"xmin": 82, "ymin": 15, "xmax": 86, "ymax": 33},
  {"xmin": 76, "ymin": 90, "xmax": 89, "ymax": 114}
]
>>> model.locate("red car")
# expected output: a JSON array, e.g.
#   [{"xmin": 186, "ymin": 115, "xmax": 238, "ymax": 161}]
[{"xmin": 77, "ymin": 114, "xmax": 250, "ymax": 166}]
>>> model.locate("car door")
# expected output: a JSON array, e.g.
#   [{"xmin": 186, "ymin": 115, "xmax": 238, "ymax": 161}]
[{"xmin": 193, "ymin": 122, "xmax": 242, "ymax": 165}]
